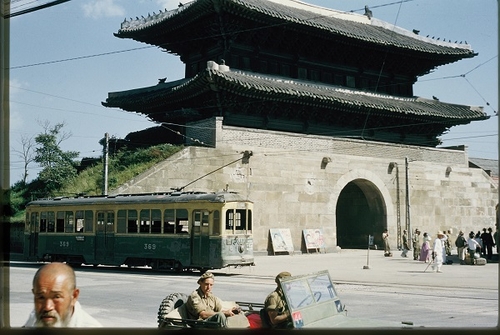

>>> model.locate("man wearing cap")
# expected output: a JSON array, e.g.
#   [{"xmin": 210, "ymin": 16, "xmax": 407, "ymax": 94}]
[
  {"xmin": 185, "ymin": 272, "xmax": 239, "ymax": 328},
  {"xmin": 262, "ymin": 271, "xmax": 292, "ymax": 328},
  {"xmin": 455, "ymin": 231, "xmax": 467, "ymax": 264},
  {"xmin": 412, "ymin": 229, "xmax": 421, "ymax": 260}
]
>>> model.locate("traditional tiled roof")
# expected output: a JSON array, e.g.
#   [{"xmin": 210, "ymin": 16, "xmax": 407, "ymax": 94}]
[
  {"xmin": 116, "ymin": 0, "xmax": 474, "ymax": 59},
  {"xmin": 469, "ymin": 158, "xmax": 498, "ymax": 182},
  {"xmin": 103, "ymin": 63, "xmax": 486, "ymax": 124}
]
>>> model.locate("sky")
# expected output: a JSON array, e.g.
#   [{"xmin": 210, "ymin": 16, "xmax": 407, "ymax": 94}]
[{"xmin": 7, "ymin": 0, "xmax": 498, "ymax": 184}]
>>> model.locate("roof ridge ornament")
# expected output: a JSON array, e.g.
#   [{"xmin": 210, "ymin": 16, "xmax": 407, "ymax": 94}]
[{"xmin": 207, "ymin": 60, "xmax": 230, "ymax": 72}]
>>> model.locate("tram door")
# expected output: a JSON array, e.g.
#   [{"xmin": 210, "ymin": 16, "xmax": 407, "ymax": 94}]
[
  {"xmin": 27, "ymin": 212, "xmax": 39, "ymax": 260},
  {"xmin": 96, "ymin": 211, "xmax": 115, "ymax": 262},
  {"xmin": 191, "ymin": 210, "xmax": 210, "ymax": 267}
]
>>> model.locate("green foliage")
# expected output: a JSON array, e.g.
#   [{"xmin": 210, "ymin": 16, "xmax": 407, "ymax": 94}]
[
  {"xmin": 9, "ymin": 143, "xmax": 183, "ymax": 219},
  {"xmin": 34, "ymin": 123, "xmax": 79, "ymax": 196},
  {"xmin": 57, "ymin": 143, "xmax": 183, "ymax": 197}
]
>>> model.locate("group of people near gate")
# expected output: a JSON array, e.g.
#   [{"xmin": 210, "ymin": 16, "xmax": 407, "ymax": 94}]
[
  {"xmin": 23, "ymin": 262, "xmax": 293, "ymax": 329},
  {"xmin": 454, "ymin": 228, "xmax": 496, "ymax": 263},
  {"xmin": 382, "ymin": 226, "xmax": 497, "ymax": 272}
]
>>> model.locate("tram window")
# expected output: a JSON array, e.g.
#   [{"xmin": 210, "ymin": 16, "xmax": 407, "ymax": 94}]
[
  {"xmin": 235, "ymin": 210, "xmax": 247, "ymax": 233},
  {"xmin": 117, "ymin": 210, "xmax": 126, "ymax": 233},
  {"xmin": 97, "ymin": 212, "xmax": 105, "ymax": 232},
  {"xmin": 76, "ymin": 211, "xmax": 85, "ymax": 232},
  {"xmin": 226, "ymin": 211, "xmax": 233, "ymax": 231},
  {"xmin": 176, "ymin": 209, "xmax": 189, "ymax": 234},
  {"xmin": 248, "ymin": 210, "xmax": 252, "ymax": 231},
  {"xmin": 56, "ymin": 211, "xmax": 65, "ymax": 232},
  {"xmin": 151, "ymin": 209, "xmax": 161, "ymax": 234},
  {"xmin": 213, "ymin": 210, "xmax": 220, "ymax": 235},
  {"xmin": 128, "ymin": 210, "xmax": 138, "ymax": 233},
  {"xmin": 202, "ymin": 211, "xmax": 209, "ymax": 227},
  {"xmin": 226, "ymin": 210, "xmax": 247, "ymax": 234},
  {"xmin": 194, "ymin": 211, "xmax": 201, "ymax": 227},
  {"xmin": 40, "ymin": 212, "xmax": 47, "ymax": 232},
  {"xmin": 140, "ymin": 209, "xmax": 151, "ymax": 233},
  {"xmin": 47, "ymin": 212, "xmax": 55, "ymax": 232},
  {"xmin": 106, "ymin": 212, "xmax": 114, "ymax": 230},
  {"xmin": 164, "ymin": 209, "xmax": 175, "ymax": 234},
  {"xmin": 177, "ymin": 220, "xmax": 189, "ymax": 234},
  {"xmin": 226, "ymin": 210, "xmax": 241, "ymax": 232},
  {"xmin": 84, "ymin": 210, "xmax": 93, "ymax": 232},
  {"xmin": 64, "ymin": 211, "xmax": 74, "ymax": 233}
]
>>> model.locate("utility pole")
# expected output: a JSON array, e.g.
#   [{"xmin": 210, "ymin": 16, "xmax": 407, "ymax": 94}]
[
  {"xmin": 389, "ymin": 162, "xmax": 401, "ymax": 250},
  {"xmin": 0, "ymin": 1, "xmax": 10, "ymax": 327},
  {"xmin": 102, "ymin": 133, "xmax": 109, "ymax": 196},
  {"xmin": 405, "ymin": 157, "xmax": 411, "ymax": 243}
]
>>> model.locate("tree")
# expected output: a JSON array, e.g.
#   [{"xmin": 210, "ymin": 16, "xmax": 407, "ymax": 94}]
[
  {"xmin": 34, "ymin": 121, "xmax": 79, "ymax": 196},
  {"xmin": 13, "ymin": 135, "xmax": 36, "ymax": 184}
]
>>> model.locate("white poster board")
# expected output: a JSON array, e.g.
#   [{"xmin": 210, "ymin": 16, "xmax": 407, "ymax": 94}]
[
  {"xmin": 270, "ymin": 228, "xmax": 294, "ymax": 254},
  {"xmin": 303, "ymin": 228, "xmax": 326, "ymax": 253}
]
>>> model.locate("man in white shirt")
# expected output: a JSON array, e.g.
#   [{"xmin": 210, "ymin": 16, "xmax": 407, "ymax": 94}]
[
  {"xmin": 432, "ymin": 232, "xmax": 445, "ymax": 273},
  {"xmin": 24, "ymin": 262, "xmax": 102, "ymax": 328}
]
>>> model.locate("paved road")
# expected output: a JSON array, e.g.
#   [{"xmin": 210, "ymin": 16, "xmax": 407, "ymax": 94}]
[{"xmin": 6, "ymin": 249, "xmax": 499, "ymax": 329}]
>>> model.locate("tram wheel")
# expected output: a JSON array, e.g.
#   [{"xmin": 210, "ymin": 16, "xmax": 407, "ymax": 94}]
[{"xmin": 157, "ymin": 292, "xmax": 189, "ymax": 327}]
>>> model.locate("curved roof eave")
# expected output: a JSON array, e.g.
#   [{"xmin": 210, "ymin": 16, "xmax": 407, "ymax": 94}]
[
  {"xmin": 102, "ymin": 67, "xmax": 487, "ymax": 124},
  {"xmin": 115, "ymin": 0, "xmax": 474, "ymax": 59}
]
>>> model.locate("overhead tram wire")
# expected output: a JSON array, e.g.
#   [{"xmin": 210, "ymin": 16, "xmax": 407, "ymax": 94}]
[
  {"xmin": 172, "ymin": 153, "xmax": 251, "ymax": 192},
  {"xmin": 9, "ymin": 46, "xmax": 154, "ymax": 70},
  {"xmin": 9, "ymin": 0, "xmax": 415, "ymax": 70},
  {"xmin": 8, "ymin": 1, "xmax": 494, "ymax": 148},
  {"xmin": 418, "ymin": 55, "xmax": 498, "ymax": 115},
  {"xmin": 360, "ymin": 0, "xmax": 405, "ymax": 140},
  {"xmin": 4, "ymin": 0, "xmax": 72, "ymax": 19}
]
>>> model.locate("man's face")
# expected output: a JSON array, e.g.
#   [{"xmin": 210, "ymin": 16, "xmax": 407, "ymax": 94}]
[
  {"xmin": 199, "ymin": 278, "xmax": 214, "ymax": 296},
  {"xmin": 33, "ymin": 273, "xmax": 79, "ymax": 327}
]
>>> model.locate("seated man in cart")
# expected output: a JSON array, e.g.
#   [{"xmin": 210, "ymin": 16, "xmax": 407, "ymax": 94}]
[
  {"xmin": 185, "ymin": 272, "xmax": 240, "ymax": 328},
  {"xmin": 261, "ymin": 271, "xmax": 293, "ymax": 328}
]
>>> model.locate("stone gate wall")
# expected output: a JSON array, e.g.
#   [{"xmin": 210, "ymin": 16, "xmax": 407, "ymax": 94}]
[{"xmin": 112, "ymin": 117, "xmax": 497, "ymax": 253}]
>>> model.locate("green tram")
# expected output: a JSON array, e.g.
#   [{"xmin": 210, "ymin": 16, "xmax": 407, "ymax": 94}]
[{"xmin": 23, "ymin": 191, "xmax": 254, "ymax": 271}]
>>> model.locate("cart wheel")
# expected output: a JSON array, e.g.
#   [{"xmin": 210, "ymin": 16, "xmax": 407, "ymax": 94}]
[{"xmin": 157, "ymin": 292, "xmax": 189, "ymax": 327}]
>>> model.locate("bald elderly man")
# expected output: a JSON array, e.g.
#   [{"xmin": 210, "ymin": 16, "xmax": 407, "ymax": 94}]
[{"xmin": 24, "ymin": 262, "xmax": 102, "ymax": 327}]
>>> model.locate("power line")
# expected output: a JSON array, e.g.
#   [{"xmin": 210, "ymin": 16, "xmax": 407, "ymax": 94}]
[
  {"xmin": 4, "ymin": 0, "xmax": 72, "ymax": 19},
  {"xmin": 9, "ymin": 0, "xmax": 421, "ymax": 70},
  {"xmin": 8, "ymin": 1, "xmax": 497, "ymax": 155},
  {"xmin": 10, "ymin": 46, "xmax": 154, "ymax": 69}
]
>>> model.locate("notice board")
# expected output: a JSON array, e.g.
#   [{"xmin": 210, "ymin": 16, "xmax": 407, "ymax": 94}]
[
  {"xmin": 303, "ymin": 228, "xmax": 326, "ymax": 253},
  {"xmin": 270, "ymin": 228, "xmax": 294, "ymax": 254}
]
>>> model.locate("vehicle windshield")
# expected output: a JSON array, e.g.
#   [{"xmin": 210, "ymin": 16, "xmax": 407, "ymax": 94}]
[{"xmin": 279, "ymin": 270, "xmax": 344, "ymax": 328}]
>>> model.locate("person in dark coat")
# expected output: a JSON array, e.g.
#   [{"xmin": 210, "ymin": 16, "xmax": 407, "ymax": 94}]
[{"xmin": 482, "ymin": 228, "xmax": 495, "ymax": 260}]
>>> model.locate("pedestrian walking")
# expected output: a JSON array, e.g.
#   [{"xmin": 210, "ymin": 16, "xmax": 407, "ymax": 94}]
[
  {"xmin": 432, "ymin": 232, "xmax": 445, "ymax": 273},
  {"xmin": 454, "ymin": 231, "xmax": 467, "ymax": 264},
  {"xmin": 412, "ymin": 229, "xmax": 421, "ymax": 260},
  {"xmin": 382, "ymin": 229, "xmax": 392, "ymax": 257},
  {"xmin": 401, "ymin": 230, "xmax": 410, "ymax": 257},
  {"xmin": 419, "ymin": 232, "xmax": 431, "ymax": 263}
]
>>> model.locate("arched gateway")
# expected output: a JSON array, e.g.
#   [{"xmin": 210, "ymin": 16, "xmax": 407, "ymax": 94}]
[{"xmin": 332, "ymin": 170, "xmax": 394, "ymax": 250}]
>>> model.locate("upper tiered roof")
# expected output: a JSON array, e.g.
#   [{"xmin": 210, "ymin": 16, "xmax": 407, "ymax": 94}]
[
  {"xmin": 103, "ymin": 0, "xmax": 487, "ymax": 147},
  {"xmin": 115, "ymin": 0, "xmax": 475, "ymax": 78}
]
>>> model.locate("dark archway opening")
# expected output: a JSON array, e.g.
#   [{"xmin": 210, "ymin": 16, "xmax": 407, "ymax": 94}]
[{"xmin": 336, "ymin": 179, "xmax": 386, "ymax": 249}]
